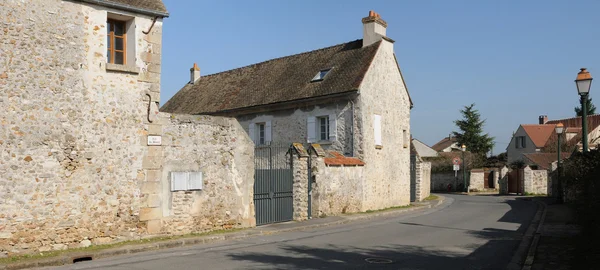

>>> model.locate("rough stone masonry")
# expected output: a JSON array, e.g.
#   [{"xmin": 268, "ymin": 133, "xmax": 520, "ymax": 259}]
[{"xmin": 0, "ymin": 0, "xmax": 255, "ymax": 256}]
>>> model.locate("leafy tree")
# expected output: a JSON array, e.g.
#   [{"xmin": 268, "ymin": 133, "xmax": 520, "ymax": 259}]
[
  {"xmin": 575, "ymin": 97, "xmax": 597, "ymax": 117},
  {"xmin": 452, "ymin": 103, "xmax": 495, "ymax": 156}
]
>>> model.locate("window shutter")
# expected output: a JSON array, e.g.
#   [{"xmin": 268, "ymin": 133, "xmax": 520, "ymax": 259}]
[
  {"xmin": 248, "ymin": 123, "xmax": 256, "ymax": 144},
  {"xmin": 265, "ymin": 121, "xmax": 272, "ymax": 143},
  {"xmin": 374, "ymin": 114, "xmax": 382, "ymax": 146},
  {"xmin": 328, "ymin": 114, "xmax": 337, "ymax": 141},
  {"xmin": 188, "ymin": 172, "xmax": 203, "ymax": 190},
  {"xmin": 170, "ymin": 172, "xmax": 188, "ymax": 191},
  {"xmin": 307, "ymin": 116, "xmax": 316, "ymax": 143},
  {"xmin": 522, "ymin": 137, "xmax": 526, "ymax": 148}
]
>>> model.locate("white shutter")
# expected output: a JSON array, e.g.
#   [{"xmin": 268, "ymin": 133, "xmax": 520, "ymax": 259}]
[
  {"xmin": 188, "ymin": 172, "xmax": 203, "ymax": 190},
  {"xmin": 307, "ymin": 116, "xmax": 316, "ymax": 143},
  {"xmin": 265, "ymin": 121, "xmax": 272, "ymax": 143},
  {"xmin": 248, "ymin": 123, "xmax": 256, "ymax": 144},
  {"xmin": 170, "ymin": 172, "xmax": 188, "ymax": 191},
  {"xmin": 328, "ymin": 114, "xmax": 337, "ymax": 141},
  {"xmin": 374, "ymin": 114, "xmax": 382, "ymax": 146}
]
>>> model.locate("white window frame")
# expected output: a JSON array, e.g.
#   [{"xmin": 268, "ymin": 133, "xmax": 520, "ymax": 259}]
[
  {"xmin": 308, "ymin": 115, "xmax": 336, "ymax": 143},
  {"xmin": 249, "ymin": 121, "xmax": 271, "ymax": 145},
  {"xmin": 317, "ymin": 116, "xmax": 330, "ymax": 141},
  {"xmin": 311, "ymin": 68, "xmax": 333, "ymax": 82}
]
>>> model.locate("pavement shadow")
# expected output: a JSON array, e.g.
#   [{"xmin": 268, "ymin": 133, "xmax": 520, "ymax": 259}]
[
  {"xmin": 227, "ymin": 242, "xmax": 509, "ymax": 269},
  {"xmin": 227, "ymin": 197, "xmax": 536, "ymax": 269}
]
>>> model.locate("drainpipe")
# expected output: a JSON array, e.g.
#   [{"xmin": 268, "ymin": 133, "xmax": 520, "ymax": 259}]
[
  {"xmin": 307, "ymin": 146, "xmax": 312, "ymax": 219},
  {"xmin": 349, "ymin": 99, "xmax": 355, "ymax": 156}
]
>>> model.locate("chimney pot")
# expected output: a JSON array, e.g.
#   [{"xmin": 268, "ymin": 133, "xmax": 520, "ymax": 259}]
[
  {"xmin": 538, "ymin": 115, "xmax": 548, "ymax": 124},
  {"xmin": 190, "ymin": 63, "xmax": 200, "ymax": 84}
]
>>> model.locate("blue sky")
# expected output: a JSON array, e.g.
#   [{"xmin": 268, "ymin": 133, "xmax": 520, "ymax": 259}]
[{"xmin": 160, "ymin": 0, "xmax": 600, "ymax": 155}]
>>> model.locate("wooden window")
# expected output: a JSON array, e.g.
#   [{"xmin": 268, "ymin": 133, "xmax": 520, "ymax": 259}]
[
  {"xmin": 107, "ymin": 19, "xmax": 126, "ymax": 65},
  {"xmin": 317, "ymin": 116, "xmax": 330, "ymax": 141}
]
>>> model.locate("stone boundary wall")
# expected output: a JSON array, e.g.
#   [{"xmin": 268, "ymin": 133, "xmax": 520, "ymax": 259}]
[
  {"xmin": 312, "ymin": 162, "xmax": 365, "ymax": 217},
  {"xmin": 523, "ymin": 166, "xmax": 551, "ymax": 195},
  {"xmin": 155, "ymin": 114, "xmax": 255, "ymax": 235},
  {"xmin": 469, "ymin": 169, "xmax": 485, "ymax": 191},
  {"xmin": 499, "ymin": 166, "xmax": 509, "ymax": 195},
  {"xmin": 411, "ymin": 155, "xmax": 431, "ymax": 202},
  {"xmin": 431, "ymin": 172, "xmax": 464, "ymax": 191}
]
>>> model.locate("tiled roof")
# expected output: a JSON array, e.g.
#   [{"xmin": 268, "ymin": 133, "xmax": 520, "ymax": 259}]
[
  {"xmin": 546, "ymin": 114, "xmax": 600, "ymax": 128},
  {"xmin": 161, "ymin": 40, "xmax": 382, "ymax": 115},
  {"xmin": 523, "ymin": 153, "xmax": 571, "ymax": 170},
  {"xmin": 78, "ymin": 0, "xmax": 168, "ymax": 16},
  {"xmin": 431, "ymin": 137, "xmax": 457, "ymax": 152},
  {"xmin": 324, "ymin": 151, "xmax": 365, "ymax": 166},
  {"xmin": 521, "ymin": 125, "xmax": 555, "ymax": 148}
]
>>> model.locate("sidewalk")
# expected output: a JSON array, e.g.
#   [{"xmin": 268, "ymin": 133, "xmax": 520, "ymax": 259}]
[
  {"xmin": 528, "ymin": 198, "xmax": 580, "ymax": 270},
  {"xmin": 0, "ymin": 196, "xmax": 446, "ymax": 270}
]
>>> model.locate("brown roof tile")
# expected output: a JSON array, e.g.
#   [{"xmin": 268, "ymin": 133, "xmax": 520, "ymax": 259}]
[
  {"xmin": 546, "ymin": 114, "xmax": 600, "ymax": 133},
  {"xmin": 521, "ymin": 124, "xmax": 555, "ymax": 148},
  {"xmin": 161, "ymin": 40, "xmax": 382, "ymax": 115},
  {"xmin": 523, "ymin": 153, "xmax": 571, "ymax": 170},
  {"xmin": 324, "ymin": 151, "xmax": 365, "ymax": 166},
  {"xmin": 431, "ymin": 137, "xmax": 457, "ymax": 152}
]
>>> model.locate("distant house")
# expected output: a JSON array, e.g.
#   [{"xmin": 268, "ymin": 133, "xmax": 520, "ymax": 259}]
[
  {"xmin": 507, "ymin": 114, "xmax": 600, "ymax": 165},
  {"xmin": 431, "ymin": 135, "xmax": 461, "ymax": 153},
  {"xmin": 523, "ymin": 153, "xmax": 571, "ymax": 170},
  {"xmin": 411, "ymin": 138, "xmax": 439, "ymax": 158},
  {"xmin": 162, "ymin": 11, "xmax": 415, "ymax": 208}
]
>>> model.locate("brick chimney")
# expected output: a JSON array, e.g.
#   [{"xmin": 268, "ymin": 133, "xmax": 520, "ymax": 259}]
[
  {"xmin": 189, "ymin": 63, "xmax": 200, "ymax": 84},
  {"xmin": 362, "ymin": 10, "xmax": 388, "ymax": 47},
  {"xmin": 539, "ymin": 115, "xmax": 548, "ymax": 124}
]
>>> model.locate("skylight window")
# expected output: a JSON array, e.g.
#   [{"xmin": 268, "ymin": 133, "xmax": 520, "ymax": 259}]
[{"xmin": 311, "ymin": 68, "xmax": 332, "ymax": 82}]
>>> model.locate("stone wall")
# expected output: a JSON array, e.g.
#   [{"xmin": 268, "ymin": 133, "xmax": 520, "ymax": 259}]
[
  {"xmin": 431, "ymin": 172, "xmax": 464, "ymax": 191},
  {"xmin": 523, "ymin": 166, "xmax": 550, "ymax": 195},
  {"xmin": 156, "ymin": 114, "xmax": 255, "ymax": 234},
  {"xmin": 0, "ymin": 0, "xmax": 164, "ymax": 255},
  {"xmin": 310, "ymin": 156, "xmax": 365, "ymax": 217},
  {"xmin": 411, "ymin": 155, "xmax": 431, "ymax": 202},
  {"xmin": 357, "ymin": 40, "xmax": 411, "ymax": 210},
  {"xmin": 469, "ymin": 169, "xmax": 485, "ymax": 191}
]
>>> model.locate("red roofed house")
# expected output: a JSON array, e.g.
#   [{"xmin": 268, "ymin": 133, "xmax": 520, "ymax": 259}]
[{"xmin": 507, "ymin": 114, "xmax": 600, "ymax": 166}]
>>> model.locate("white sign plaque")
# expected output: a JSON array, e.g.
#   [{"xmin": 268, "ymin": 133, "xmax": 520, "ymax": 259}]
[
  {"xmin": 453, "ymin": 165, "xmax": 460, "ymax": 171},
  {"xmin": 148, "ymin": 135, "xmax": 162, "ymax": 146}
]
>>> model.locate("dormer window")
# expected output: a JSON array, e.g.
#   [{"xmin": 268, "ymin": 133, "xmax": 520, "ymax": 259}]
[{"xmin": 311, "ymin": 68, "xmax": 332, "ymax": 82}]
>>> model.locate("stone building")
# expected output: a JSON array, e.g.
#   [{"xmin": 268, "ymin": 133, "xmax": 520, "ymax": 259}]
[
  {"xmin": 162, "ymin": 11, "xmax": 414, "ymax": 212},
  {"xmin": 0, "ymin": 0, "xmax": 255, "ymax": 256}
]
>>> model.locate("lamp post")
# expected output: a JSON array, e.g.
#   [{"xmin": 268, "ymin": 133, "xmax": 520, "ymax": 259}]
[
  {"xmin": 575, "ymin": 68, "xmax": 593, "ymax": 153},
  {"xmin": 555, "ymin": 123, "xmax": 564, "ymax": 203},
  {"xmin": 461, "ymin": 144, "xmax": 466, "ymax": 192}
]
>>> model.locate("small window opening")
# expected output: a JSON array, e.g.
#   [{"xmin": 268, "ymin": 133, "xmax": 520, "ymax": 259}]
[
  {"xmin": 317, "ymin": 116, "xmax": 329, "ymax": 141},
  {"xmin": 311, "ymin": 68, "xmax": 332, "ymax": 82}
]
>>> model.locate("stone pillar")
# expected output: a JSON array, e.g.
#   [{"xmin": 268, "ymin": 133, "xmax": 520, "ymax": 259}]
[
  {"xmin": 499, "ymin": 166, "xmax": 509, "ymax": 194},
  {"xmin": 523, "ymin": 166, "xmax": 533, "ymax": 194},
  {"xmin": 139, "ymin": 96, "xmax": 164, "ymax": 234},
  {"xmin": 292, "ymin": 144, "xmax": 309, "ymax": 221}
]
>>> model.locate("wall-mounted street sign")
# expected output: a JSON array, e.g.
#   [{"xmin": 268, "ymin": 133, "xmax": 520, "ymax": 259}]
[
  {"xmin": 148, "ymin": 135, "xmax": 162, "ymax": 146},
  {"xmin": 452, "ymin": 157, "xmax": 461, "ymax": 165}
]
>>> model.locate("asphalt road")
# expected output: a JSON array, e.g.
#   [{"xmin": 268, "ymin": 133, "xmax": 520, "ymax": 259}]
[{"xmin": 50, "ymin": 194, "xmax": 538, "ymax": 270}]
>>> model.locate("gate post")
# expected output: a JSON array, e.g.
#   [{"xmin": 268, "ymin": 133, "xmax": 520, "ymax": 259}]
[{"xmin": 291, "ymin": 143, "xmax": 309, "ymax": 221}]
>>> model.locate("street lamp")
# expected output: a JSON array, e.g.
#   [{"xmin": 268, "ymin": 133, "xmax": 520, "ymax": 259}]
[
  {"xmin": 461, "ymin": 144, "xmax": 467, "ymax": 192},
  {"xmin": 555, "ymin": 123, "xmax": 564, "ymax": 203},
  {"xmin": 575, "ymin": 68, "xmax": 593, "ymax": 153}
]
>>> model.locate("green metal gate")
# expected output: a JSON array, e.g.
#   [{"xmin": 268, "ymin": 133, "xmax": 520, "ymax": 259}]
[{"xmin": 254, "ymin": 143, "xmax": 293, "ymax": 226}]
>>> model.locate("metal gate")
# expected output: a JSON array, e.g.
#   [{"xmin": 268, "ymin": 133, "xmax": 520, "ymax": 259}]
[{"xmin": 254, "ymin": 143, "xmax": 293, "ymax": 226}]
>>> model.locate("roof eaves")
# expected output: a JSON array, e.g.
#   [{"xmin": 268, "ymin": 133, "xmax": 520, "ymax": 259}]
[{"xmin": 77, "ymin": 0, "xmax": 169, "ymax": 17}]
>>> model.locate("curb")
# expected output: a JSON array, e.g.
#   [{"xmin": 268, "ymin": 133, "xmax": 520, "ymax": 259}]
[
  {"xmin": 1, "ymin": 196, "xmax": 446, "ymax": 270},
  {"xmin": 506, "ymin": 199, "xmax": 547, "ymax": 270},
  {"xmin": 521, "ymin": 199, "xmax": 548, "ymax": 270}
]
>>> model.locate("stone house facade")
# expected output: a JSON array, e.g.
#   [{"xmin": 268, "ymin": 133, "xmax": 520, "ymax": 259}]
[
  {"xmin": 1, "ymin": 0, "xmax": 256, "ymax": 256},
  {"xmin": 162, "ymin": 11, "xmax": 414, "ymax": 211}
]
